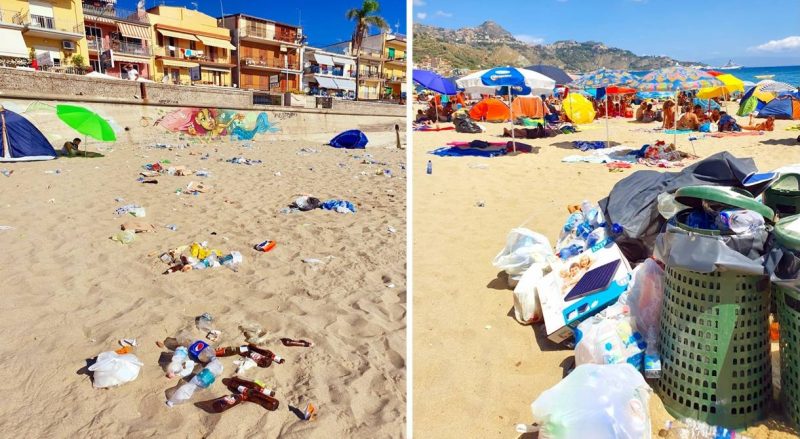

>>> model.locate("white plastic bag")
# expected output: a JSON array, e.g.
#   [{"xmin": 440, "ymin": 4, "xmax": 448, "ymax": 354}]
[
  {"xmin": 88, "ymin": 351, "xmax": 144, "ymax": 388},
  {"xmin": 523, "ymin": 363, "xmax": 652, "ymax": 439},
  {"xmin": 623, "ymin": 259, "xmax": 665, "ymax": 349},
  {"xmin": 574, "ymin": 308, "xmax": 644, "ymax": 367},
  {"xmin": 512, "ymin": 262, "xmax": 548, "ymax": 324},
  {"xmin": 492, "ymin": 228, "xmax": 553, "ymax": 284}
]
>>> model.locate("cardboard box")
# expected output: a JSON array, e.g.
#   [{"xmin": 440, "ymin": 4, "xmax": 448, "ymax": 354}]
[{"xmin": 539, "ymin": 243, "xmax": 632, "ymax": 344}]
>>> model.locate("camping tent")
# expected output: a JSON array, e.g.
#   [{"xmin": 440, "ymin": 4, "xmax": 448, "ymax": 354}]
[
  {"xmin": 469, "ymin": 97, "xmax": 511, "ymax": 122},
  {"xmin": 756, "ymin": 95, "xmax": 800, "ymax": 119},
  {"xmin": 524, "ymin": 64, "xmax": 573, "ymax": 85},
  {"xmin": 457, "ymin": 68, "xmax": 556, "ymax": 97},
  {"xmin": 0, "ymin": 106, "xmax": 56, "ymax": 161},
  {"xmin": 511, "ymin": 96, "xmax": 550, "ymax": 119}
]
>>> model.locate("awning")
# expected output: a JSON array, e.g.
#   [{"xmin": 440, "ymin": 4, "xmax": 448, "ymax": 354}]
[
  {"xmin": 157, "ymin": 28, "xmax": 198, "ymax": 41},
  {"xmin": 312, "ymin": 54, "xmax": 335, "ymax": 66},
  {"xmin": 117, "ymin": 23, "xmax": 151, "ymax": 41},
  {"xmin": 113, "ymin": 54, "xmax": 149, "ymax": 63},
  {"xmin": 196, "ymin": 35, "xmax": 236, "ymax": 51},
  {"xmin": 161, "ymin": 59, "xmax": 199, "ymax": 68},
  {"xmin": 200, "ymin": 66, "xmax": 230, "ymax": 73},
  {"xmin": 331, "ymin": 56, "xmax": 354, "ymax": 66},
  {"xmin": 0, "ymin": 29, "xmax": 29, "ymax": 59},
  {"xmin": 333, "ymin": 78, "xmax": 356, "ymax": 91},
  {"xmin": 314, "ymin": 75, "xmax": 338, "ymax": 89}
]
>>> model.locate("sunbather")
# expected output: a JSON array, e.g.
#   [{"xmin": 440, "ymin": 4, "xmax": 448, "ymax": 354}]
[
  {"xmin": 62, "ymin": 138, "xmax": 81, "ymax": 156},
  {"xmin": 741, "ymin": 115, "xmax": 775, "ymax": 131},
  {"xmin": 662, "ymin": 100, "xmax": 676, "ymax": 129},
  {"xmin": 676, "ymin": 109, "xmax": 701, "ymax": 130}
]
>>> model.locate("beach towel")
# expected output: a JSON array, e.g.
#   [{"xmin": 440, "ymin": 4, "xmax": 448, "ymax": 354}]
[
  {"xmin": 707, "ymin": 131, "xmax": 764, "ymax": 137},
  {"xmin": 663, "ymin": 129, "xmax": 693, "ymax": 135},
  {"xmin": 446, "ymin": 141, "xmax": 507, "ymax": 147},
  {"xmin": 430, "ymin": 146, "xmax": 507, "ymax": 157},
  {"xmin": 416, "ymin": 125, "xmax": 455, "ymax": 132}
]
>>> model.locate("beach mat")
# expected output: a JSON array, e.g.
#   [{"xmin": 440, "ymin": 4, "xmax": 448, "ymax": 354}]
[
  {"xmin": 707, "ymin": 131, "xmax": 764, "ymax": 138},
  {"xmin": 430, "ymin": 146, "xmax": 507, "ymax": 157},
  {"xmin": 415, "ymin": 126, "xmax": 455, "ymax": 132},
  {"xmin": 664, "ymin": 129, "xmax": 693, "ymax": 135}
]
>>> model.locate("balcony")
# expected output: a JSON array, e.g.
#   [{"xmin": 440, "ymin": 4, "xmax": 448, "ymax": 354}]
[
  {"xmin": 241, "ymin": 57, "xmax": 299, "ymax": 71},
  {"xmin": 87, "ymin": 38, "xmax": 152, "ymax": 57},
  {"xmin": 358, "ymin": 71, "xmax": 384, "ymax": 81},
  {"xmin": 0, "ymin": 9, "xmax": 24, "ymax": 29},
  {"xmin": 357, "ymin": 48, "xmax": 384, "ymax": 60},
  {"xmin": 383, "ymin": 73, "xmax": 406, "ymax": 83},
  {"xmin": 239, "ymin": 23, "xmax": 300, "ymax": 46},
  {"xmin": 386, "ymin": 56, "xmax": 406, "ymax": 64},
  {"xmin": 13, "ymin": 11, "xmax": 83, "ymax": 40},
  {"xmin": 156, "ymin": 46, "xmax": 230, "ymax": 64},
  {"xmin": 82, "ymin": 4, "xmax": 149, "ymax": 24},
  {"xmin": 303, "ymin": 65, "xmax": 354, "ymax": 78}
]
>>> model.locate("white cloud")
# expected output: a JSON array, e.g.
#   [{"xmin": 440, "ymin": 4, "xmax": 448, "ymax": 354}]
[
  {"xmin": 416, "ymin": 12, "xmax": 427, "ymax": 20},
  {"xmin": 750, "ymin": 36, "xmax": 800, "ymax": 52},
  {"xmin": 516, "ymin": 34, "xmax": 544, "ymax": 45},
  {"xmin": 435, "ymin": 10, "xmax": 453, "ymax": 17},
  {"xmin": 413, "ymin": 0, "xmax": 426, "ymax": 5}
]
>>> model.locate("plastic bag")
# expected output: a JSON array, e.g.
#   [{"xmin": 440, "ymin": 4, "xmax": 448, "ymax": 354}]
[
  {"xmin": 573, "ymin": 306, "xmax": 645, "ymax": 367},
  {"xmin": 492, "ymin": 228, "xmax": 553, "ymax": 283},
  {"xmin": 623, "ymin": 259, "xmax": 665, "ymax": 349},
  {"xmin": 88, "ymin": 351, "xmax": 144, "ymax": 388},
  {"xmin": 512, "ymin": 262, "xmax": 549, "ymax": 324},
  {"xmin": 525, "ymin": 363, "xmax": 652, "ymax": 439}
]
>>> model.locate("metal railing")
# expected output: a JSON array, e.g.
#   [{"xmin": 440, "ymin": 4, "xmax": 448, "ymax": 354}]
[
  {"xmin": 82, "ymin": 4, "xmax": 148, "ymax": 23},
  {"xmin": 239, "ymin": 22, "xmax": 299, "ymax": 44},
  {"xmin": 13, "ymin": 11, "xmax": 81, "ymax": 34},
  {"xmin": 115, "ymin": 41, "xmax": 151, "ymax": 56},
  {"xmin": 303, "ymin": 65, "xmax": 354, "ymax": 77},
  {"xmin": 359, "ymin": 71, "xmax": 384, "ymax": 79},
  {"xmin": 86, "ymin": 37, "xmax": 101, "ymax": 51},
  {"xmin": 383, "ymin": 73, "xmax": 405, "ymax": 81},
  {"xmin": 156, "ymin": 47, "xmax": 229, "ymax": 64},
  {"xmin": 386, "ymin": 56, "xmax": 406, "ymax": 63},
  {"xmin": 0, "ymin": 8, "xmax": 23, "ymax": 25},
  {"xmin": 242, "ymin": 57, "xmax": 299, "ymax": 70}
]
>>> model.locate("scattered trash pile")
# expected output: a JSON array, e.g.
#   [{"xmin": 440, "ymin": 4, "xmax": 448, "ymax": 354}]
[
  {"xmin": 283, "ymin": 196, "xmax": 357, "ymax": 214},
  {"xmin": 499, "ymin": 153, "xmax": 800, "ymax": 437},
  {"xmin": 563, "ymin": 140, "xmax": 694, "ymax": 169},
  {"xmin": 160, "ymin": 242, "xmax": 243, "ymax": 274},
  {"xmin": 87, "ymin": 313, "xmax": 316, "ymax": 419}
]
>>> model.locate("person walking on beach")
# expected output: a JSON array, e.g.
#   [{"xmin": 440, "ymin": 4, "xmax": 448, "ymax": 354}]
[{"xmin": 662, "ymin": 100, "xmax": 675, "ymax": 129}]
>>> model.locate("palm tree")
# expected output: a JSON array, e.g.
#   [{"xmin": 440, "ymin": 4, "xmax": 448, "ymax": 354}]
[{"xmin": 346, "ymin": 0, "xmax": 389, "ymax": 101}]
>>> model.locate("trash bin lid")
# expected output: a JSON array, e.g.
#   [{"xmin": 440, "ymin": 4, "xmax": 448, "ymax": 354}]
[
  {"xmin": 774, "ymin": 214, "xmax": 800, "ymax": 250},
  {"xmin": 675, "ymin": 185, "xmax": 774, "ymax": 221},
  {"xmin": 768, "ymin": 173, "xmax": 800, "ymax": 193}
]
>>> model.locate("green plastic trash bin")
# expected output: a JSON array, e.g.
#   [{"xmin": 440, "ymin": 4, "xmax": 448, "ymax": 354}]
[
  {"xmin": 658, "ymin": 186, "xmax": 774, "ymax": 429},
  {"xmin": 764, "ymin": 173, "xmax": 800, "ymax": 218},
  {"xmin": 773, "ymin": 214, "xmax": 800, "ymax": 427}
]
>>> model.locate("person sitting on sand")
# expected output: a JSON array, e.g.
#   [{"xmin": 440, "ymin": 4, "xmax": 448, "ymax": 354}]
[
  {"xmin": 441, "ymin": 102, "xmax": 454, "ymax": 122},
  {"xmin": 741, "ymin": 115, "xmax": 775, "ymax": 131},
  {"xmin": 692, "ymin": 105, "xmax": 708, "ymax": 123},
  {"xmin": 677, "ymin": 108, "xmax": 701, "ymax": 130},
  {"xmin": 710, "ymin": 108, "xmax": 721, "ymax": 123},
  {"xmin": 642, "ymin": 103, "xmax": 657, "ymax": 123},
  {"xmin": 416, "ymin": 109, "xmax": 432, "ymax": 125},
  {"xmin": 718, "ymin": 111, "xmax": 741, "ymax": 132},
  {"xmin": 635, "ymin": 101, "xmax": 647, "ymax": 121},
  {"xmin": 62, "ymin": 138, "xmax": 81, "ymax": 156},
  {"xmin": 662, "ymin": 100, "xmax": 675, "ymax": 129}
]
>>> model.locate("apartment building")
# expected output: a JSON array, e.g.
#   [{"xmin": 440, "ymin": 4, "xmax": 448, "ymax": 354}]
[
  {"xmin": 82, "ymin": 0, "xmax": 152, "ymax": 79},
  {"xmin": 218, "ymin": 13, "xmax": 303, "ymax": 92},
  {"xmin": 148, "ymin": 5, "xmax": 235, "ymax": 86},
  {"xmin": 383, "ymin": 33, "xmax": 406, "ymax": 99},
  {"xmin": 301, "ymin": 46, "xmax": 356, "ymax": 99},
  {"xmin": 0, "ymin": 0, "xmax": 87, "ymax": 69}
]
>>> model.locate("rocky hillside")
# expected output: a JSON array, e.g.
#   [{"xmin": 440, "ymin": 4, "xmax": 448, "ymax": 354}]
[{"xmin": 414, "ymin": 21, "xmax": 697, "ymax": 73}]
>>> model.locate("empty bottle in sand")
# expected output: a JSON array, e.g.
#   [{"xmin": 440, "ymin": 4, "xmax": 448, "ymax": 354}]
[
  {"xmin": 166, "ymin": 359, "xmax": 223, "ymax": 407},
  {"xmin": 223, "ymin": 376, "xmax": 276, "ymax": 397},
  {"xmin": 237, "ymin": 386, "xmax": 280, "ymax": 411},
  {"xmin": 247, "ymin": 344, "xmax": 285, "ymax": 366},
  {"xmin": 211, "ymin": 393, "xmax": 246, "ymax": 413},
  {"xmin": 426, "ymin": 160, "xmax": 432, "ymax": 174},
  {"xmin": 166, "ymin": 346, "xmax": 195, "ymax": 378},
  {"xmin": 215, "ymin": 345, "xmax": 250, "ymax": 357}
]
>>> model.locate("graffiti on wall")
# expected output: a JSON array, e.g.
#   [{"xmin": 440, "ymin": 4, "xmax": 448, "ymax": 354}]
[{"xmin": 156, "ymin": 108, "xmax": 279, "ymax": 140}]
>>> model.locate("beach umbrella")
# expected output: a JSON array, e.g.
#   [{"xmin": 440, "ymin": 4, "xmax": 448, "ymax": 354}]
[
  {"xmin": 737, "ymin": 80, "xmax": 785, "ymax": 116},
  {"xmin": 524, "ymin": 64, "xmax": 573, "ymax": 85},
  {"xmin": 56, "ymin": 104, "xmax": 116, "ymax": 156},
  {"xmin": 413, "ymin": 69, "xmax": 458, "ymax": 127},
  {"xmin": 569, "ymin": 68, "xmax": 640, "ymax": 147},
  {"xmin": 696, "ymin": 73, "xmax": 744, "ymax": 100},
  {"xmin": 458, "ymin": 67, "xmax": 555, "ymax": 97},
  {"xmin": 759, "ymin": 81, "xmax": 797, "ymax": 93},
  {"xmin": 480, "ymin": 67, "xmax": 527, "ymax": 152},
  {"xmin": 636, "ymin": 66, "xmax": 724, "ymax": 152}
]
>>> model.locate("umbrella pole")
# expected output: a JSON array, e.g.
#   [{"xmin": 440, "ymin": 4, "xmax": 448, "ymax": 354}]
[
  {"xmin": 509, "ymin": 89, "xmax": 515, "ymax": 153},
  {"xmin": 605, "ymin": 93, "xmax": 610, "ymax": 148},
  {"xmin": 435, "ymin": 94, "xmax": 440, "ymax": 130}
]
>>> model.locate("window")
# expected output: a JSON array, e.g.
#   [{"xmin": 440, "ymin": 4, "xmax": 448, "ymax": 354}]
[
  {"xmin": 85, "ymin": 26, "xmax": 102, "ymax": 39},
  {"xmin": 189, "ymin": 40, "xmax": 196, "ymax": 51},
  {"xmin": 90, "ymin": 59, "xmax": 101, "ymax": 73},
  {"xmin": 168, "ymin": 37, "xmax": 175, "ymax": 57}
]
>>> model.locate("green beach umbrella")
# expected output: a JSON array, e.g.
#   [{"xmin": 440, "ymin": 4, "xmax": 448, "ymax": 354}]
[{"xmin": 56, "ymin": 105, "xmax": 116, "ymax": 155}]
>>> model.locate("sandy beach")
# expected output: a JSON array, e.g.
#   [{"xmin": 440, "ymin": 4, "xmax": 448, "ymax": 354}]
[
  {"xmin": 0, "ymin": 121, "xmax": 406, "ymax": 438},
  {"xmin": 412, "ymin": 106, "xmax": 800, "ymax": 438}
]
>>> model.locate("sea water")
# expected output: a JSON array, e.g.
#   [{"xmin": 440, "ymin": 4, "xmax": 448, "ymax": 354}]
[{"xmin": 633, "ymin": 65, "xmax": 800, "ymax": 86}]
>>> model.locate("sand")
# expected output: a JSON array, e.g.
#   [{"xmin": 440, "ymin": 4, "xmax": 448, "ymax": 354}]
[
  {"xmin": 412, "ymin": 106, "xmax": 800, "ymax": 438},
  {"xmin": 0, "ymin": 126, "xmax": 406, "ymax": 437}
]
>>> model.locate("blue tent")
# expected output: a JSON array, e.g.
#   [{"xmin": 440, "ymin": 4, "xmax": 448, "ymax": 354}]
[
  {"xmin": 524, "ymin": 64, "xmax": 573, "ymax": 85},
  {"xmin": 693, "ymin": 98, "xmax": 720, "ymax": 111},
  {"xmin": 329, "ymin": 130, "xmax": 368, "ymax": 149},
  {"xmin": 756, "ymin": 95, "xmax": 800, "ymax": 119},
  {"xmin": 0, "ymin": 107, "xmax": 56, "ymax": 162}
]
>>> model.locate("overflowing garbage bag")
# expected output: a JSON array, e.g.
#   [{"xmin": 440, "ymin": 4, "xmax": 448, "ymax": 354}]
[
  {"xmin": 492, "ymin": 228, "xmax": 553, "ymax": 288},
  {"xmin": 453, "ymin": 112, "xmax": 482, "ymax": 134},
  {"xmin": 622, "ymin": 258, "xmax": 664, "ymax": 349},
  {"xmin": 519, "ymin": 363, "xmax": 652, "ymax": 439},
  {"xmin": 89, "ymin": 350, "xmax": 144, "ymax": 388},
  {"xmin": 574, "ymin": 303, "xmax": 645, "ymax": 367}
]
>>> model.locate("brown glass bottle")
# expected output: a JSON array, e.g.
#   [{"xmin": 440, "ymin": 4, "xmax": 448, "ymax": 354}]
[
  {"xmin": 247, "ymin": 344, "xmax": 285, "ymax": 364},
  {"xmin": 215, "ymin": 345, "xmax": 249, "ymax": 357},
  {"xmin": 223, "ymin": 377, "xmax": 276, "ymax": 397},
  {"xmin": 238, "ymin": 386, "xmax": 279, "ymax": 411},
  {"xmin": 212, "ymin": 394, "xmax": 245, "ymax": 413}
]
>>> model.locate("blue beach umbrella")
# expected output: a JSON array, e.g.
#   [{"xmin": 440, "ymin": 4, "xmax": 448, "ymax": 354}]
[
  {"xmin": 412, "ymin": 69, "xmax": 458, "ymax": 95},
  {"xmin": 481, "ymin": 67, "xmax": 526, "ymax": 151}
]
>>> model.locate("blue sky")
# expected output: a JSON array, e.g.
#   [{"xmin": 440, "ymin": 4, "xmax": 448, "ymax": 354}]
[
  {"xmin": 413, "ymin": 0, "xmax": 800, "ymax": 67},
  {"xmin": 115, "ymin": 0, "xmax": 406, "ymax": 46}
]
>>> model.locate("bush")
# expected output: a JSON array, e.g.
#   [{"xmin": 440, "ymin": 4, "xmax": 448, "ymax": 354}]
[{"xmin": 71, "ymin": 54, "xmax": 85, "ymax": 67}]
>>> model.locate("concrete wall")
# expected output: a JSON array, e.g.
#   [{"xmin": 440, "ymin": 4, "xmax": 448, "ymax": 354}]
[{"xmin": 0, "ymin": 67, "xmax": 404, "ymax": 117}]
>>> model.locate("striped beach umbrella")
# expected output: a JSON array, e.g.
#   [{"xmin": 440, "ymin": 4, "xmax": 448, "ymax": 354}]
[
  {"xmin": 758, "ymin": 81, "xmax": 797, "ymax": 93},
  {"xmin": 568, "ymin": 69, "xmax": 640, "ymax": 147},
  {"xmin": 636, "ymin": 66, "xmax": 723, "ymax": 92}
]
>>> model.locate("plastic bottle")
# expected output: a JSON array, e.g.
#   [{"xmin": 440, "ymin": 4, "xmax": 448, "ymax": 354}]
[
  {"xmin": 196, "ymin": 313, "xmax": 213, "ymax": 332},
  {"xmin": 586, "ymin": 227, "xmax": 608, "ymax": 247},
  {"xmin": 187, "ymin": 340, "xmax": 217, "ymax": 363},
  {"xmin": 219, "ymin": 251, "xmax": 243, "ymax": 271},
  {"xmin": 166, "ymin": 359, "xmax": 223, "ymax": 407},
  {"xmin": 658, "ymin": 418, "xmax": 749, "ymax": 438},
  {"xmin": 426, "ymin": 160, "xmax": 432, "ymax": 175},
  {"xmin": 166, "ymin": 346, "xmax": 194, "ymax": 378},
  {"xmin": 558, "ymin": 243, "xmax": 584, "ymax": 260},
  {"xmin": 223, "ymin": 376, "xmax": 277, "ymax": 397}
]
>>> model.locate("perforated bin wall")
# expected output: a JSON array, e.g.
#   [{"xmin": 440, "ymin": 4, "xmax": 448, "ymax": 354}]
[
  {"xmin": 659, "ymin": 266, "xmax": 772, "ymax": 429},
  {"xmin": 776, "ymin": 284, "xmax": 800, "ymax": 427}
]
